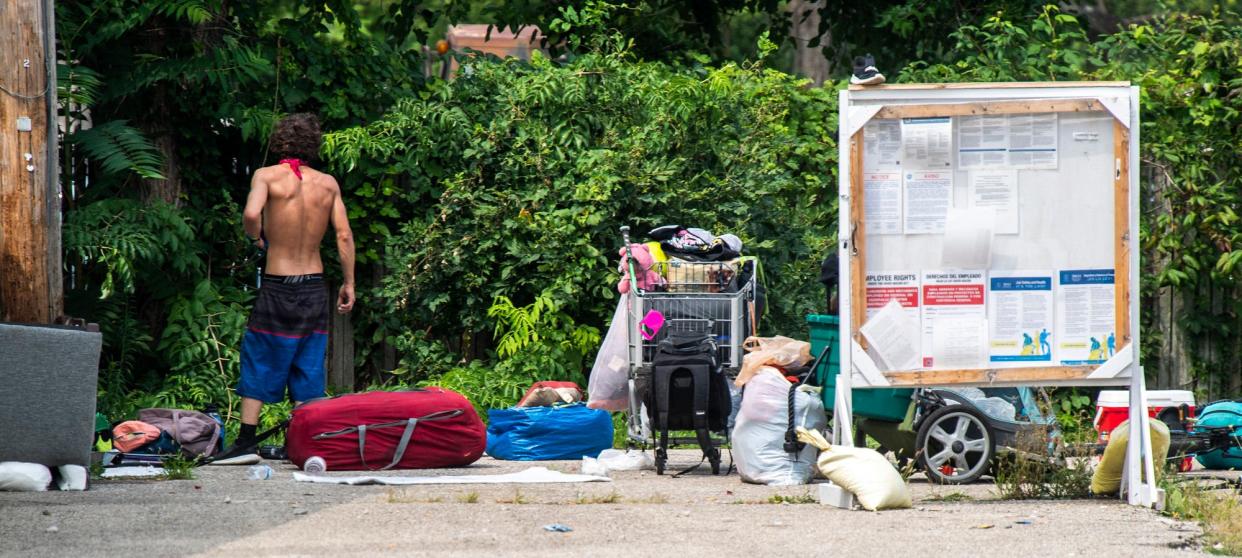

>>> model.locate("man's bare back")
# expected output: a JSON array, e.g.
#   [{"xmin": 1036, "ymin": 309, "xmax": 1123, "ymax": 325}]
[{"xmin": 243, "ymin": 161, "xmax": 355, "ymax": 313}]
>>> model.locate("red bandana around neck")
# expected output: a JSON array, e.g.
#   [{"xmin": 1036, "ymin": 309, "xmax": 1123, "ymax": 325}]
[{"xmin": 280, "ymin": 158, "xmax": 305, "ymax": 180}]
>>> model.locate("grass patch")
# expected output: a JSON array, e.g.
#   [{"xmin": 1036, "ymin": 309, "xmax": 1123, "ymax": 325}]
[
  {"xmin": 385, "ymin": 490, "xmax": 443, "ymax": 504},
  {"xmin": 633, "ymin": 493, "xmax": 669, "ymax": 504},
  {"xmin": 160, "ymin": 455, "xmax": 197, "ymax": 480},
  {"xmin": 993, "ymin": 428, "xmax": 1093, "ymax": 500},
  {"xmin": 767, "ymin": 492, "xmax": 818, "ymax": 504},
  {"xmin": 574, "ymin": 490, "xmax": 622, "ymax": 504},
  {"xmin": 925, "ymin": 491, "xmax": 974, "ymax": 502},
  {"xmin": 495, "ymin": 489, "xmax": 530, "ymax": 504},
  {"xmin": 1162, "ymin": 477, "xmax": 1242, "ymax": 555},
  {"xmin": 457, "ymin": 491, "xmax": 480, "ymax": 504}
]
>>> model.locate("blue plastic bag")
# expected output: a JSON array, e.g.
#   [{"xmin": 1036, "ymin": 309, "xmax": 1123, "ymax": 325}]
[{"xmin": 486, "ymin": 403, "xmax": 613, "ymax": 461}]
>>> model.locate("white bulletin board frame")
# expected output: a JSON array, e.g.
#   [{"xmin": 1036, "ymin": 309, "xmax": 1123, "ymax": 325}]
[{"xmin": 835, "ymin": 82, "xmax": 1156, "ymax": 506}]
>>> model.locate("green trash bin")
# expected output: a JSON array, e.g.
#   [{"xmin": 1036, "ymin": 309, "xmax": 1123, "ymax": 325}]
[{"xmin": 807, "ymin": 314, "xmax": 914, "ymax": 422}]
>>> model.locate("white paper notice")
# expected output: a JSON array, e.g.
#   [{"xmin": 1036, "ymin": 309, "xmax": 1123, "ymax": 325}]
[
  {"xmin": 921, "ymin": 270, "xmax": 987, "ymax": 369},
  {"xmin": 866, "ymin": 272, "xmax": 921, "ymax": 360},
  {"xmin": 957, "ymin": 115, "xmax": 1008, "ymax": 169},
  {"xmin": 1009, "ymin": 113, "xmax": 1058, "ymax": 169},
  {"xmin": 901, "ymin": 117, "xmax": 953, "ymax": 170},
  {"xmin": 864, "ymin": 119, "xmax": 902, "ymax": 171},
  {"xmin": 1056, "ymin": 269, "xmax": 1115, "ymax": 365},
  {"xmin": 864, "ymin": 172, "xmax": 902, "ymax": 235},
  {"xmin": 861, "ymin": 299, "xmax": 921, "ymax": 371},
  {"xmin": 903, "ymin": 171, "xmax": 953, "ymax": 234},
  {"xmin": 932, "ymin": 317, "xmax": 988, "ymax": 369},
  {"xmin": 968, "ymin": 170, "xmax": 1018, "ymax": 235},
  {"xmin": 941, "ymin": 207, "xmax": 994, "ymax": 269},
  {"xmin": 988, "ymin": 272, "xmax": 1055, "ymax": 366}
]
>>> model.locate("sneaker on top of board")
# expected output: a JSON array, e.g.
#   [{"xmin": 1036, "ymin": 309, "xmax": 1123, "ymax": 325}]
[{"xmin": 851, "ymin": 54, "xmax": 886, "ymax": 86}]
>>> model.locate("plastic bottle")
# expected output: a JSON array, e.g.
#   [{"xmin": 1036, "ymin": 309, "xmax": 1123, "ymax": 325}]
[
  {"xmin": 303, "ymin": 456, "xmax": 327, "ymax": 474},
  {"xmin": 245, "ymin": 464, "xmax": 274, "ymax": 480}
]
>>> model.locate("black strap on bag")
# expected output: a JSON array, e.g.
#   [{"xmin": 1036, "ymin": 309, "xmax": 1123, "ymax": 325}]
[{"xmin": 783, "ymin": 340, "xmax": 834, "ymax": 454}]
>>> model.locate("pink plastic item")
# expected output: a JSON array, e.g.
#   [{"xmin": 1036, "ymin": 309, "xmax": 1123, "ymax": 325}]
[{"xmin": 639, "ymin": 310, "xmax": 665, "ymax": 340}]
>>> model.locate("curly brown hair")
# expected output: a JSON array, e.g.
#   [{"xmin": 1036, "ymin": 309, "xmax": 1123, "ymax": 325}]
[{"xmin": 269, "ymin": 113, "xmax": 322, "ymax": 163}]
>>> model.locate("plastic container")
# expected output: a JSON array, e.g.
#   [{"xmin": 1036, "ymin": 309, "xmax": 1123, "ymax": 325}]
[
  {"xmin": 303, "ymin": 456, "xmax": 327, "ymax": 474},
  {"xmin": 245, "ymin": 464, "xmax": 274, "ymax": 480},
  {"xmin": 1094, "ymin": 390, "xmax": 1196, "ymax": 443},
  {"xmin": 808, "ymin": 314, "xmax": 914, "ymax": 422}
]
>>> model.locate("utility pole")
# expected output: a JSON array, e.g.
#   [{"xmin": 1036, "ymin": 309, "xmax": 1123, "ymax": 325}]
[{"xmin": 0, "ymin": 0, "xmax": 61, "ymax": 323}]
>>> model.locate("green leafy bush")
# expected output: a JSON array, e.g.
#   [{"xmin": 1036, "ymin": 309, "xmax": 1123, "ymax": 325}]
[{"xmin": 325, "ymin": 43, "xmax": 839, "ymax": 390}]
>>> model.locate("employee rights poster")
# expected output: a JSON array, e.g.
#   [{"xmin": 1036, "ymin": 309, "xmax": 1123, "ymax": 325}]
[
  {"xmin": 921, "ymin": 270, "xmax": 986, "ymax": 369},
  {"xmin": 988, "ymin": 272, "xmax": 1054, "ymax": 365},
  {"xmin": 1056, "ymin": 269, "xmax": 1115, "ymax": 365}
]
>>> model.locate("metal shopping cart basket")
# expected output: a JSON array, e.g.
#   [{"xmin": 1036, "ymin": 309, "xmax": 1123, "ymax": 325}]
[{"xmin": 619, "ymin": 227, "xmax": 758, "ymax": 465}]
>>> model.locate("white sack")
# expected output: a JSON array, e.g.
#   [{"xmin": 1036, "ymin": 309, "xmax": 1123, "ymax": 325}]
[
  {"xmin": 797, "ymin": 428, "xmax": 912, "ymax": 511},
  {"xmin": 733, "ymin": 370, "xmax": 828, "ymax": 486}
]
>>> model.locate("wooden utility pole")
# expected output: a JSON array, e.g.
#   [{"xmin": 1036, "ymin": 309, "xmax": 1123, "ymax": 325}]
[{"xmin": 0, "ymin": 0, "xmax": 61, "ymax": 323}]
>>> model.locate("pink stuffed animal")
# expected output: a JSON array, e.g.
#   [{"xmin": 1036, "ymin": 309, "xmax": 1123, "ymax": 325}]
[{"xmin": 617, "ymin": 243, "xmax": 665, "ymax": 294}]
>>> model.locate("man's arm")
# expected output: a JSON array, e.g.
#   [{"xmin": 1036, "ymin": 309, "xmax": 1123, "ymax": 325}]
[
  {"xmin": 242, "ymin": 171, "xmax": 268, "ymax": 247},
  {"xmin": 331, "ymin": 183, "xmax": 356, "ymax": 313}
]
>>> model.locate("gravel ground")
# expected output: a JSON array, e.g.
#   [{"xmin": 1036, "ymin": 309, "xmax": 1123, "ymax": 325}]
[{"xmin": 0, "ymin": 451, "xmax": 1209, "ymax": 557}]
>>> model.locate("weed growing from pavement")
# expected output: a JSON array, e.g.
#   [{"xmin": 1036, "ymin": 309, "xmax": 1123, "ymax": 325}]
[
  {"xmin": 495, "ymin": 489, "xmax": 529, "ymax": 504},
  {"xmin": 767, "ymin": 493, "xmax": 817, "ymax": 504},
  {"xmin": 574, "ymin": 491, "xmax": 622, "ymax": 504},
  {"xmin": 993, "ymin": 424, "xmax": 1093, "ymax": 500},
  {"xmin": 1161, "ymin": 474, "xmax": 1242, "ymax": 555},
  {"xmin": 160, "ymin": 455, "xmax": 196, "ymax": 480},
  {"xmin": 925, "ymin": 491, "xmax": 973, "ymax": 502},
  {"xmin": 634, "ymin": 493, "xmax": 669, "ymax": 504},
  {"xmin": 457, "ymin": 492, "xmax": 480, "ymax": 504},
  {"xmin": 385, "ymin": 490, "xmax": 444, "ymax": 504}
]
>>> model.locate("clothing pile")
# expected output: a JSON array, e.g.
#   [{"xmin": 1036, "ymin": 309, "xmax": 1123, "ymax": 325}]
[{"xmin": 615, "ymin": 225, "xmax": 749, "ymax": 295}]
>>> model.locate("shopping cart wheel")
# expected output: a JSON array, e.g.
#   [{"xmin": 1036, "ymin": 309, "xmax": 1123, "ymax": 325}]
[{"xmin": 916, "ymin": 405, "xmax": 995, "ymax": 484}]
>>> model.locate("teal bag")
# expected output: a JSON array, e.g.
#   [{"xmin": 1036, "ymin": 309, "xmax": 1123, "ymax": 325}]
[{"xmin": 1194, "ymin": 401, "xmax": 1242, "ymax": 470}]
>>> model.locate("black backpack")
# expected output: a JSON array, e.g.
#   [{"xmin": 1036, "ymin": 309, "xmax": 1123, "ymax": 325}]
[{"xmin": 644, "ymin": 332, "xmax": 731, "ymax": 474}]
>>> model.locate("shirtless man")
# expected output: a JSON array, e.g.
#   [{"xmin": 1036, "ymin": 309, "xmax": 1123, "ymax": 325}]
[{"xmin": 216, "ymin": 113, "xmax": 354, "ymax": 461}]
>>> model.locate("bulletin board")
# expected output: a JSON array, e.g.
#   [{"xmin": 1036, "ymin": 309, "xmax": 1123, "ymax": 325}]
[{"xmin": 837, "ymin": 82, "xmax": 1140, "ymax": 389}]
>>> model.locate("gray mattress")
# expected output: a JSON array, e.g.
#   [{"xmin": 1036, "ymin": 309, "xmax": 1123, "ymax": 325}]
[{"xmin": 0, "ymin": 322, "xmax": 102, "ymax": 466}]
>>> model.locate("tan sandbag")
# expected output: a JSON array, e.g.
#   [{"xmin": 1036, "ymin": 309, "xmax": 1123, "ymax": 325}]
[
  {"xmin": 1091, "ymin": 418, "xmax": 1170, "ymax": 495},
  {"xmin": 797, "ymin": 427, "xmax": 912, "ymax": 511},
  {"xmin": 735, "ymin": 336, "xmax": 812, "ymax": 387}
]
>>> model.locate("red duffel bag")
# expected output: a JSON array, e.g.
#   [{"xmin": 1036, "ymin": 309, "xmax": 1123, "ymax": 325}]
[{"xmin": 286, "ymin": 388, "xmax": 486, "ymax": 471}]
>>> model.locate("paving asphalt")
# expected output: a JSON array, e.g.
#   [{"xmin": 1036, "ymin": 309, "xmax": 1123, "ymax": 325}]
[{"xmin": 0, "ymin": 451, "xmax": 1212, "ymax": 557}]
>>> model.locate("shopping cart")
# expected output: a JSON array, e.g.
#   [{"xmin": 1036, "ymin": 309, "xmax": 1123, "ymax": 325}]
[{"xmin": 619, "ymin": 227, "xmax": 757, "ymax": 468}]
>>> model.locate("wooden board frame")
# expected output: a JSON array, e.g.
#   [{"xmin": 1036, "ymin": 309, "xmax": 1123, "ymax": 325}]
[
  {"xmin": 836, "ymin": 83, "xmax": 1158, "ymax": 507},
  {"xmin": 839, "ymin": 83, "xmax": 1138, "ymax": 388}
]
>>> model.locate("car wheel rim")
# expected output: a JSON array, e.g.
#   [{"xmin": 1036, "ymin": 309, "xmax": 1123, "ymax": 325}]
[{"xmin": 925, "ymin": 411, "xmax": 990, "ymax": 481}]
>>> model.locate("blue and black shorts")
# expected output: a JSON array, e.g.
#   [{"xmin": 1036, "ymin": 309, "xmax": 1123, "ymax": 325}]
[{"xmin": 238, "ymin": 274, "xmax": 329, "ymax": 403}]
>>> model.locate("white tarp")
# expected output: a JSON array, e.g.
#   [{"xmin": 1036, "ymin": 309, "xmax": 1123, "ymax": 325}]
[{"xmin": 292, "ymin": 466, "xmax": 611, "ymax": 486}]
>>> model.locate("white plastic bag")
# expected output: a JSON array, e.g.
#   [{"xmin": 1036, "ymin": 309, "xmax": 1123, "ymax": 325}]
[
  {"xmin": 733, "ymin": 370, "xmax": 828, "ymax": 485},
  {"xmin": 0, "ymin": 462, "xmax": 52, "ymax": 492},
  {"xmin": 797, "ymin": 428, "xmax": 912, "ymax": 511},
  {"xmin": 581, "ymin": 449, "xmax": 654, "ymax": 476},
  {"xmin": 587, "ymin": 297, "xmax": 632, "ymax": 411},
  {"xmin": 56, "ymin": 465, "xmax": 88, "ymax": 491}
]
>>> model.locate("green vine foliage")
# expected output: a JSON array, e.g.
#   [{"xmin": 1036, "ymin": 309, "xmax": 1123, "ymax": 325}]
[{"xmin": 324, "ymin": 44, "xmax": 839, "ymax": 364}]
